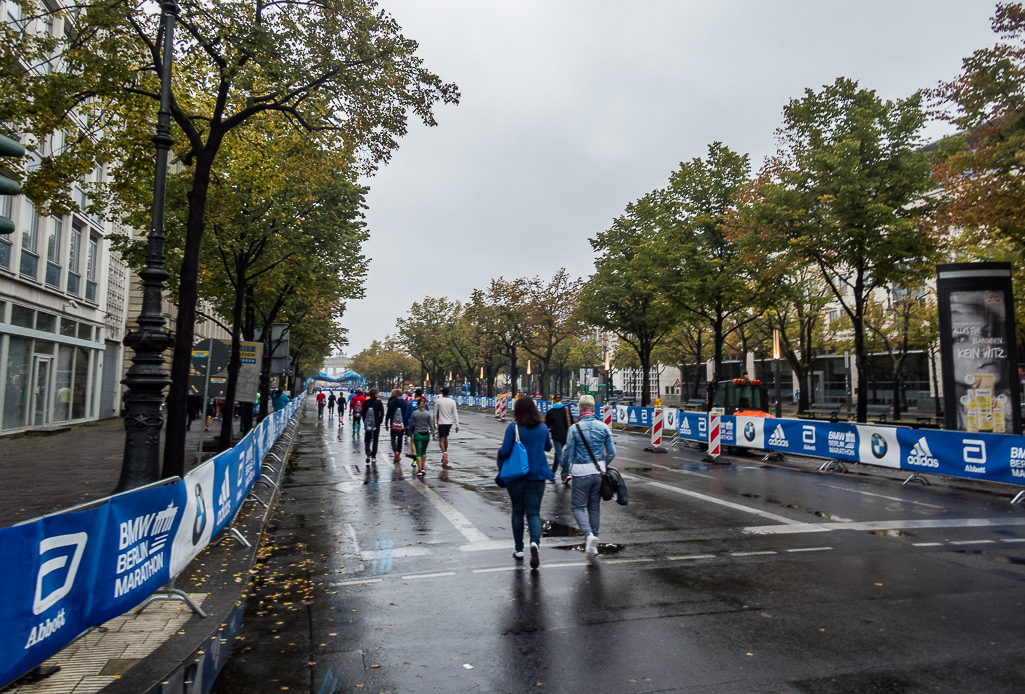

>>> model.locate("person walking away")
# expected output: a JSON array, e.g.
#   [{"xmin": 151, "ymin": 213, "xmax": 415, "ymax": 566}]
[
  {"xmin": 410, "ymin": 397, "xmax": 435, "ymax": 476},
  {"xmin": 563, "ymin": 395, "xmax": 616, "ymax": 559},
  {"xmin": 186, "ymin": 393, "xmax": 199, "ymax": 430},
  {"xmin": 386, "ymin": 389, "xmax": 406, "ymax": 463},
  {"xmin": 404, "ymin": 388, "xmax": 428, "ymax": 459},
  {"xmin": 544, "ymin": 394, "xmax": 574, "ymax": 484},
  {"xmin": 433, "ymin": 387, "xmax": 460, "ymax": 467},
  {"xmin": 497, "ymin": 396, "xmax": 553, "ymax": 569},
  {"xmin": 272, "ymin": 388, "xmax": 290, "ymax": 412},
  {"xmin": 328, "ymin": 391, "xmax": 337, "ymax": 416},
  {"xmin": 349, "ymin": 389, "xmax": 366, "ymax": 436},
  {"xmin": 361, "ymin": 388, "xmax": 385, "ymax": 463},
  {"xmin": 316, "ymin": 390, "xmax": 326, "ymax": 419}
]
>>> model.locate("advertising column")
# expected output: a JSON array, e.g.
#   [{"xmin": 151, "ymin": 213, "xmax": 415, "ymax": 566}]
[{"xmin": 937, "ymin": 263, "xmax": 1021, "ymax": 434}]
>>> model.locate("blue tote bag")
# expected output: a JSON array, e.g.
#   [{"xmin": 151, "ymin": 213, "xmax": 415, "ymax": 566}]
[{"xmin": 499, "ymin": 425, "xmax": 530, "ymax": 483}]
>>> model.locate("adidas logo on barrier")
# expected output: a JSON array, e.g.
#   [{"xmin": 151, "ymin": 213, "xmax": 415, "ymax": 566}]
[
  {"xmin": 767, "ymin": 424, "xmax": 789, "ymax": 448},
  {"xmin": 907, "ymin": 437, "xmax": 939, "ymax": 468},
  {"xmin": 680, "ymin": 419, "xmax": 691, "ymax": 435}
]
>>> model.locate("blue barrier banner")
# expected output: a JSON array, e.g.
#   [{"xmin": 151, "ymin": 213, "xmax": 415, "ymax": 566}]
[
  {"xmin": 92, "ymin": 483, "xmax": 184, "ymax": 624},
  {"xmin": 675, "ymin": 411, "xmax": 708, "ymax": 441}
]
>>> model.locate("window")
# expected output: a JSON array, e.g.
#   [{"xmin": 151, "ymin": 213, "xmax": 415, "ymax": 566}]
[
  {"xmin": 67, "ymin": 224, "xmax": 81, "ymax": 294},
  {"xmin": 36, "ymin": 311, "xmax": 56, "ymax": 333},
  {"xmin": 0, "ymin": 193, "xmax": 11, "ymax": 269},
  {"xmin": 20, "ymin": 202, "xmax": 39, "ymax": 279},
  {"xmin": 45, "ymin": 216, "xmax": 61, "ymax": 287},
  {"xmin": 0, "ymin": 299, "xmax": 6, "ymax": 322},
  {"xmin": 60, "ymin": 317, "xmax": 77, "ymax": 337},
  {"xmin": 77, "ymin": 323, "xmax": 92, "ymax": 341},
  {"xmin": 11, "ymin": 304, "xmax": 34, "ymax": 328},
  {"xmin": 85, "ymin": 235, "xmax": 97, "ymax": 302},
  {"xmin": 828, "ymin": 309, "xmax": 839, "ymax": 323}
]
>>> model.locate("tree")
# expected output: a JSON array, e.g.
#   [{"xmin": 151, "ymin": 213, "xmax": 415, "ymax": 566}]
[
  {"xmin": 746, "ymin": 77, "xmax": 936, "ymax": 422},
  {"xmin": 1, "ymin": 0, "xmax": 458, "ymax": 476},
  {"xmin": 929, "ymin": 3, "xmax": 1025, "ymax": 246},
  {"xmin": 579, "ymin": 197, "xmax": 677, "ymax": 406},
  {"xmin": 466, "ymin": 279, "xmax": 530, "ymax": 396},
  {"xmin": 175, "ymin": 124, "xmax": 368, "ymax": 446},
  {"xmin": 521, "ymin": 270, "xmax": 581, "ymax": 399},
  {"xmin": 396, "ymin": 297, "xmax": 454, "ymax": 392},
  {"xmin": 661, "ymin": 143, "xmax": 759, "ymax": 383}
]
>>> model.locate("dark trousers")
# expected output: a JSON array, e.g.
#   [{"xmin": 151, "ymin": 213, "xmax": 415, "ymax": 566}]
[
  {"xmin": 318, "ymin": 402, "xmax": 325, "ymax": 418},
  {"xmin": 390, "ymin": 428, "xmax": 404, "ymax": 453},
  {"xmin": 364, "ymin": 427, "xmax": 380, "ymax": 459},
  {"xmin": 506, "ymin": 478, "xmax": 546, "ymax": 551}
]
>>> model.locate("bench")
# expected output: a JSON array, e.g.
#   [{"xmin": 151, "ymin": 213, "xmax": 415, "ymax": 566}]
[
  {"xmin": 681, "ymin": 399, "xmax": 707, "ymax": 411},
  {"xmin": 865, "ymin": 404, "xmax": 892, "ymax": 423},
  {"xmin": 802, "ymin": 402, "xmax": 844, "ymax": 422}
]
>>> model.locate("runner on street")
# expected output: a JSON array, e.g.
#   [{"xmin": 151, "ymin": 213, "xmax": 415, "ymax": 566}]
[
  {"xmin": 410, "ymin": 397, "xmax": 435, "ymax": 476},
  {"xmin": 433, "ymin": 387, "xmax": 460, "ymax": 467},
  {"xmin": 349, "ymin": 389, "xmax": 366, "ymax": 437}
]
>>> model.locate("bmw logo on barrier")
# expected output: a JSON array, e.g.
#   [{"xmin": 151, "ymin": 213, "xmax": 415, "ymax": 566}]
[
  {"xmin": 744, "ymin": 421, "xmax": 756, "ymax": 442},
  {"xmin": 871, "ymin": 433, "xmax": 887, "ymax": 459}
]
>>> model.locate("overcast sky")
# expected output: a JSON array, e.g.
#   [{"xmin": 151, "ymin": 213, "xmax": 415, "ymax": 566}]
[{"xmin": 342, "ymin": 0, "xmax": 998, "ymax": 355}]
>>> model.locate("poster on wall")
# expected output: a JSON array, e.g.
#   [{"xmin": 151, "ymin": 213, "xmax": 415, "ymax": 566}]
[{"xmin": 937, "ymin": 263, "xmax": 1021, "ymax": 434}]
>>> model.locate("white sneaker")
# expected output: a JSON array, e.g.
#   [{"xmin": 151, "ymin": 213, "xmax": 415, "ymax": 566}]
[
  {"xmin": 530, "ymin": 542, "xmax": 540, "ymax": 569},
  {"xmin": 585, "ymin": 534, "xmax": 599, "ymax": 559},
  {"xmin": 513, "ymin": 550, "xmax": 524, "ymax": 560}
]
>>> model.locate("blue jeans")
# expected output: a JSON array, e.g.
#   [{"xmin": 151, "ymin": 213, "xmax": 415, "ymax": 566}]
[
  {"xmin": 506, "ymin": 478, "xmax": 546, "ymax": 551},
  {"xmin": 551, "ymin": 441, "xmax": 567, "ymax": 477},
  {"xmin": 572, "ymin": 474, "xmax": 602, "ymax": 537}
]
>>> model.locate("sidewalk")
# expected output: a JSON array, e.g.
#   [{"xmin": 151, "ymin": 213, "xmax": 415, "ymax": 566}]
[
  {"xmin": 0, "ymin": 408, "xmax": 303, "ymax": 694},
  {"xmin": 0, "ymin": 416, "xmax": 238, "ymax": 528}
]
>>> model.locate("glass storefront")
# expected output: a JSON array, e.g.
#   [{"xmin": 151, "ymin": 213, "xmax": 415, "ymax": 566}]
[{"xmin": 1, "ymin": 307, "xmax": 101, "ymax": 433}]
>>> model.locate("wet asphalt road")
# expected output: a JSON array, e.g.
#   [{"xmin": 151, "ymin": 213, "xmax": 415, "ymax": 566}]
[{"xmin": 211, "ymin": 406, "xmax": 1025, "ymax": 693}]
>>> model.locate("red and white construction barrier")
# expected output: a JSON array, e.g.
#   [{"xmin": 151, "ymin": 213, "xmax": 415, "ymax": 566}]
[
  {"xmin": 602, "ymin": 405, "xmax": 612, "ymax": 427},
  {"xmin": 708, "ymin": 414, "xmax": 721, "ymax": 458},
  {"xmin": 494, "ymin": 397, "xmax": 502, "ymax": 418},
  {"xmin": 500, "ymin": 396, "xmax": 508, "ymax": 420},
  {"xmin": 651, "ymin": 408, "xmax": 664, "ymax": 447}
]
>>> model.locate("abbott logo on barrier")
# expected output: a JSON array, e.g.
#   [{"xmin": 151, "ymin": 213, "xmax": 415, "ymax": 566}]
[
  {"xmin": 767, "ymin": 425, "xmax": 789, "ymax": 448},
  {"xmin": 963, "ymin": 439, "xmax": 987, "ymax": 473},
  {"xmin": 33, "ymin": 533, "xmax": 88, "ymax": 616},
  {"xmin": 906, "ymin": 437, "xmax": 939, "ymax": 468}
]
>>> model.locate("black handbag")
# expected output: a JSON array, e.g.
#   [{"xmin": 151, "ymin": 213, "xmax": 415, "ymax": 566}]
[{"xmin": 575, "ymin": 423, "xmax": 626, "ymax": 504}]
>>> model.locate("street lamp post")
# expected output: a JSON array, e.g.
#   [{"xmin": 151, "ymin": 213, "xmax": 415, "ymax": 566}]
[{"xmin": 115, "ymin": 0, "xmax": 179, "ymax": 493}]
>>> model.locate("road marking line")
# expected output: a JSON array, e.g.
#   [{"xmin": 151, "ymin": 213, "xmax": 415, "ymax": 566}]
[
  {"xmin": 667, "ymin": 554, "xmax": 716, "ymax": 560},
  {"xmin": 345, "ymin": 523, "xmax": 361, "ymax": 557},
  {"xmin": 544, "ymin": 562, "xmax": 588, "ymax": 568},
  {"xmin": 618, "ymin": 472, "xmax": 800, "ymax": 525},
  {"xmin": 359, "ymin": 546, "xmax": 431, "ymax": 561},
  {"xmin": 818, "ymin": 483, "xmax": 945, "ymax": 509},
  {"xmin": 744, "ymin": 517, "xmax": 1025, "ymax": 536},
  {"xmin": 950, "ymin": 539, "xmax": 996, "ymax": 545},
  {"xmin": 1000, "ymin": 538, "xmax": 1025, "ymax": 543},
  {"xmin": 617, "ymin": 456, "xmax": 715, "ymax": 479},
  {"xmin": 335, "ymin": 579, "xmax": 382, "ymax": 586},
  {"xmin": 473, "ymin": 566, "xmax": 525, "ymax": 573},
  {"xmin": 731, "ymin": 550, "xmax": 777, "ymax": 557},
  {"xmin": 785, "ymin": 547, "xmax": 833, "ymax": 553},
  {"xmin": 913, "ymin": 542, "xmax": 945, "ymax": 547},
  {"xmin": 344, "ymin": 464, "xmax": 359, "ymax": 481},
  {"xmin": 410, "ymin": 480, "xmax": 491, "ymax": 543},
  {"xmin": 603, "ymin": 558, "xmax": 655, "ymax": 564},
  {"xmin": 401, "ymin": 571, "xmax": 456, "ymax": 580}
]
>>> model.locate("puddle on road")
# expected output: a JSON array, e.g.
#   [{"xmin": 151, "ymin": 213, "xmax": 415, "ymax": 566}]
[
  {"xmin": 621, "ymin": 467, "xmax": 654, "ymax": 471},
  {"xmin": 870, "ymin": 529, "xmax": 912, "ymax": 537},
  {"xmin": 741, "ymin": 493, "xmax": 761, "ymax": 499},
  {"xmin": 542, "ymin": 520, "xmax": 581, "ymax": 538},
  {"xmin": 814, "ymin": 511, "xmax": 851, "ymax": 522},
  {"xmin": 976, "ymin": 551, "xmax": 1025, "ymax": 565}
]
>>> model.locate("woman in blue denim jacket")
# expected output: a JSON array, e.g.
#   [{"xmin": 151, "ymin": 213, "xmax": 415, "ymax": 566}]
[
  {"xmin": 497, "ymin": 396, "xmax": 553, "ymax": 569},
  {"xmin": 562, "ymin": 394, "xmax": 616, "ymax": 559}
]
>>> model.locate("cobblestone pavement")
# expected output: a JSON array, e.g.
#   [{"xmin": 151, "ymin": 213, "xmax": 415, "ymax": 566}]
[{"xmin": 0, "ymin": 417, "xmax": 236, "ymax": 528}]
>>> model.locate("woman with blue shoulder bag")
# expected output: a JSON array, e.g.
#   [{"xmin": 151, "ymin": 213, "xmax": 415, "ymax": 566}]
[{"xmin": 497, "ymin": 396, "xmax": 553, "ymax": 569}]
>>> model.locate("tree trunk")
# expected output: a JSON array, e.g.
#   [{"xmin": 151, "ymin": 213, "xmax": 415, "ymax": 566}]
[
  {"xmin": 712, "ymin": 317, "xmax": 724, "ymax": 384},
  {"xmin": 508, "ymin": 347, "xmax": 518, "ymax": 397},
  {"xmin": 218, "ymin": 265, "xmax": 247, "ymax": 450},
  {"xmin": 892, "ymin": 361, "xmax": 903, "ymax": 421},
  {"xmin": 163, "ymin": 151, "xmax": 215, "ymax": 479},
  {"xmin": 853, "ymin": 317, "xmax": 868, "ymax": 423}
]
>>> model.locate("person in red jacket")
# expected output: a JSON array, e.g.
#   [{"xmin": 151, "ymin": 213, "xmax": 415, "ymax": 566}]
[
  {"xmin": 316, "ymin": 390, "xmax": 326, "ymax": 419},
  {"xmin": 348, "ymin": 389, "xmax": 366, "ymax": 436}
]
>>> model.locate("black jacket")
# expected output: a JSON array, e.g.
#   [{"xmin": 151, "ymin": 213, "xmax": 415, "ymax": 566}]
[
  {"xmin": 385, "ymin": 397, "xmax": 405, "ymax": 428},
  {"xmin": 361, "ymin": 397, "xmax": 385, "ymax": 431},
  {"xmin": 545, "ymin": 404, "xmax": 574, "ymax": 444}
]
